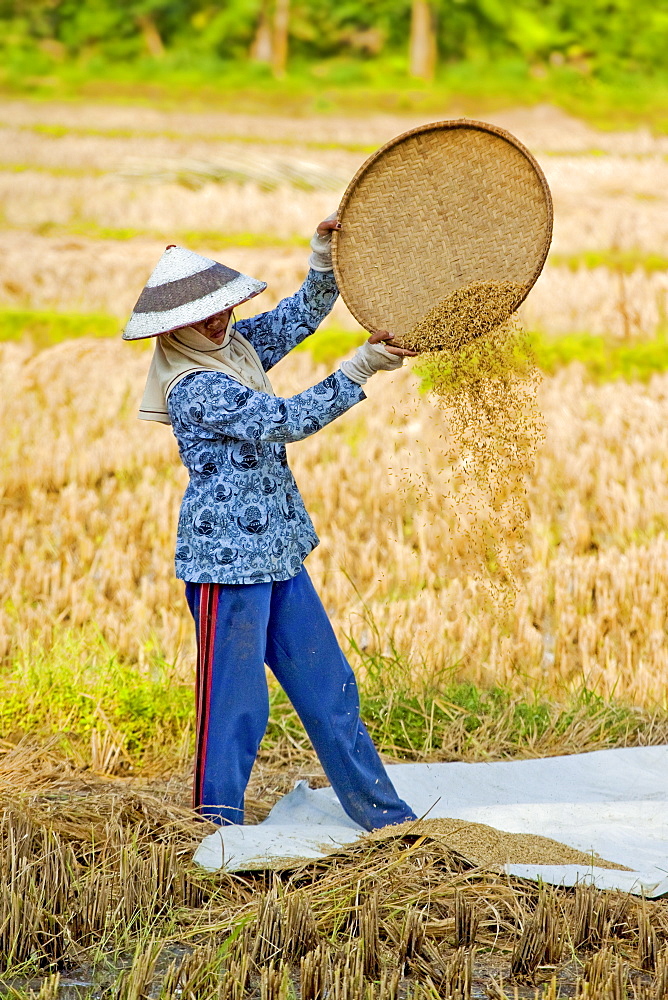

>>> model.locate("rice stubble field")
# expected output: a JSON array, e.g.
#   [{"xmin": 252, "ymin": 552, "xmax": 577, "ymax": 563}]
[{"xmin": 2, "ymin": 97, "xmax": 668, "ymax": 998}]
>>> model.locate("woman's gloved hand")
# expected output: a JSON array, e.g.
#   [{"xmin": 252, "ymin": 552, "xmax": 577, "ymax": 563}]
[
  {"xmin": 308, "ymin": 212, "xmax": 341, "ymax": 272},
  {"xmin": 339, "ymin": 331, "xmax": 418, "ymax": 385}
]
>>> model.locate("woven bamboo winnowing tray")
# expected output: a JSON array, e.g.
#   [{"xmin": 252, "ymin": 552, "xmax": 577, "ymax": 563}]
[{"xmin": 332, "ymin": 120, "xmax": 553, "ymax": 339}]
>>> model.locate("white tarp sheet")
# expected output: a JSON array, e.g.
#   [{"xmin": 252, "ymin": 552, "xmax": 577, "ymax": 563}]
[{"xmin": 194, "ymin": 745, "xmax": 668, "ymax": 897}]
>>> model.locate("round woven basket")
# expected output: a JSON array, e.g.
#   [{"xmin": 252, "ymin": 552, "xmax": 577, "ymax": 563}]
[{"xmin": 332, "ymin": 119, "xmax": 552, "ymax": 340}]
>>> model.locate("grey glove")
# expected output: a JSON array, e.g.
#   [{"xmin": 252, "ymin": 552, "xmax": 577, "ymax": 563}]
[
  {"xmin": 339, "ymin": 340, "xmax": 405, "ymax": 385},
  {"xmin": 308, "ymin": 211, "xmax": 338, "ymax": 272}
]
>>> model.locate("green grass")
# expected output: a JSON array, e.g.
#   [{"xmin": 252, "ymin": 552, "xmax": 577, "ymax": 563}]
[
  {"xmin": 266, "ymin": 668, "xmax": 659, "ymax": 764},
  {"xmin": 18, "ymin": 220, "xmax": 310, "ymax": 248},
  {"xmin": 0, "ymin": 308, "xmax": 121, "ymax": 347},
  {"xmin": 293, "ymin": 327, "xmax": 366, "ymax": 366},
  {"xmin": 1, "ymin": 120, "xmax": 376, "ymax": 154},
  {"xmin": 1, "ymin": 50, "xmax": 668, "ymax": 132},
  {"xmin": 417, "ymin": 328, "xmax": 668, "ymax": 388},
  {"xmin": 0, "ymin": 308, "xmax": 363, "ymax": 358},
  {"xmin": 2, "ymin": 628, "xmax": 664, "ymax": 772},
  {"xmin": 0, "ymin": 631, "xmax": 193, "ymax": 768},
  {"xmin": 531, "ymin": 329, "xmax": 668, "ymax": 382},
  {"xmin": 550, "ymin": 249, "xmax": 668, "ymax": 274},
  {"xmin": 6, "ymin": 309, "xmax": 668, "ymax": 385},
  {"xmin": 0, "ymin": 161, "xmax": 107, "ymax": 177}
]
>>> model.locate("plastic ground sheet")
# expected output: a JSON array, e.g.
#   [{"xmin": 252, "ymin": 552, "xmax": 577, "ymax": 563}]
[{"xmin": 194, "ymin": 746, "xmax": 668, "ymax": 897}]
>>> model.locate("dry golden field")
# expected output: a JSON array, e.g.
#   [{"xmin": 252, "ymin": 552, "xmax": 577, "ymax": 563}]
[
  {"xmin": 1, "ymin": 98, "xmax": 668, "ymax": 707},
  {"xmin": 5, "ymin": 94, "xmax": 668, "ymax": 1000}
]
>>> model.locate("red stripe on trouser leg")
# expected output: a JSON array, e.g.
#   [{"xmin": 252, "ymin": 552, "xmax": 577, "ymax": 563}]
[
  {"xmin": 193, "ymin": 583, "xmax": 208, "ymax": 809},
  {"xmin": 193, "ymin": 583, "xmax": 219, "ymax": 810}
]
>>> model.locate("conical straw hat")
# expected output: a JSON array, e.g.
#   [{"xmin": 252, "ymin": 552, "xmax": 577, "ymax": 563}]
[
  {"xmin": 332, "ymin": 119, "xmax": 552, "ymax": 339},
  {"xmin": 122, "ymin": 245, "xmax": 267, "ymax": 341}
]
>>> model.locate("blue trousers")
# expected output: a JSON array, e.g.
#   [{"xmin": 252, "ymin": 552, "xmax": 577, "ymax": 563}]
[{"xmin": 185, "ymin": 566, "xmax": 416, "ymax": 830}]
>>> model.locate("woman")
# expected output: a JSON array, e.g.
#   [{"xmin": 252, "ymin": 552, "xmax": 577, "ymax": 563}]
[{"xmin": 123, "ymin": 216, "xmax": 418, "ymax": 830}]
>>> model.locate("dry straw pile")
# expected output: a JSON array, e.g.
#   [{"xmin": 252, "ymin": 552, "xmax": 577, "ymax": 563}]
[{"xmin": 2, "ymin": 739, "xmax": 668, "ymax": 998}]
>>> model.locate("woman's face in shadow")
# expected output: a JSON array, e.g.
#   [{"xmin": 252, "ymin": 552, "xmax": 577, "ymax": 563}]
[{"xmin": 191, "ymin": 308, "xmax": 233, "ymax": 345}]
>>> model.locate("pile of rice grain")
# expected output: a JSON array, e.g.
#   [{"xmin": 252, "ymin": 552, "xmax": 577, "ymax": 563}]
[
  {"xmin": 370, "ymin": 817, "xmax": 628, "ymax": 870},
  {"xmin": 397, "ymin": 280, "xmax": 524, "ymax": 354}
]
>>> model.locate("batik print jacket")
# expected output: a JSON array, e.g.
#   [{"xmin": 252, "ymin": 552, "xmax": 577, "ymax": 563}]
[{"xmin": 167, "ymin": 269, "xmax": 366, "ymax": 584}]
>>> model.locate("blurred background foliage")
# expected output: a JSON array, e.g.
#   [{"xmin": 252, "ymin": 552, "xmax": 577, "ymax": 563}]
[{"xmin": 1, "ymin": 0, "xmax": 667, "ymax": 120}]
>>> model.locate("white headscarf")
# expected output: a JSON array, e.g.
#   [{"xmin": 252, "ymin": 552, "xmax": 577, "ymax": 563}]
[{"xmin": 138, "ymin": 320, "xmax": 274, "ymax": 425}]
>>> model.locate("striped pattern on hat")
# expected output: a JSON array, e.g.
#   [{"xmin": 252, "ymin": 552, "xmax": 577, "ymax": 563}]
[{"xmin": 122, "ymin": 246, "xmax": 267, "ymax": 341}]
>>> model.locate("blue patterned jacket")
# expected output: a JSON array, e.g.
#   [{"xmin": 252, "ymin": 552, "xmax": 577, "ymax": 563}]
[{"xmin": 167, "ymin": 269, "xmax": 366, "ymax": 584}]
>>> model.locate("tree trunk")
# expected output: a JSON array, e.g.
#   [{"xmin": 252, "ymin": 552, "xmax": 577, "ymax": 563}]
[
  {"xmin": 136, "ymin": 14, "xmax": 165, "ymax": 58},
  {"xmin": 250, "ymin": 0, "xmax": 273, "ymax": 64},
  {"xmin": 272, "ymin": 0, "xmax": 290, "ymax": 78},
  {"xmin": 409, "ymin": 0, "xmax": 436, "ymax": 81}
]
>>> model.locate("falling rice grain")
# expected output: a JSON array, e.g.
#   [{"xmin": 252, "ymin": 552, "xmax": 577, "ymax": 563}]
[{"xmin": 401, "ymin": 280, "xmax": 544, "ymax": 588}]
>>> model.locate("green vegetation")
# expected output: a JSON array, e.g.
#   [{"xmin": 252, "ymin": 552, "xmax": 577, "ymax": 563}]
[
  {"xmin": 0, "ymin": 308, "xmax": 363, "ymax": 358},
  {"xmin": 268, "ymin": 648, "xmax": 661, "ymax": 763},
  {"xmin": 6, "ymin": 309, "xmax": 668, "ymax": 384},
  {"xmin": 293, "ymin": 326, "xmax": 366, "ymax": 365},
  {"xmin": 2, "ymin": 0, "xmax": 664, "ymax": 79},
  {"xmin": 416, "ymin": 327, "xmax": 668, "ymax": 387},
  {"xmin": 416, "ymin": 327, "xmax": 668, "ymax": 386},
  {"xmin": 0, "ymin": 161, "xmax": 106, "ymax": 178},
  {"xmin": 0, "ymin": 308, "xmax": 120, "ymax": 348},
  {"xmin": 531, "ymin": 329, "xmax": 668, "ymax": 382},
  {"xmin": 0, "ymin": 123, "xmax": 376, "ymax": 154},
  {"xmin": 6, "ymin": 68, "xmax": 668, "ymax": 133},
  {"xmin": 550, "ymin": 249, "xmax": 668, "ymax": 274},
  {"xmin": 0, "ymin": 632, "xmax": 193, "ymax": 768},
  {"xmin": 1, "ymin": 1, "xmax": 668, "ymax": 128},
  {"xmin": 1, "ymin": 628, "xmax": 663, "ymax": 772},
  {"xmin": 18, "ymin": 219, "xmax": 310, "ymax": 248}
]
